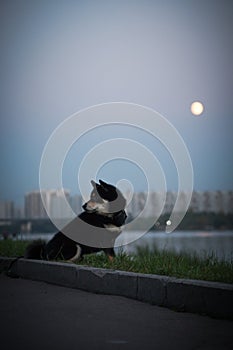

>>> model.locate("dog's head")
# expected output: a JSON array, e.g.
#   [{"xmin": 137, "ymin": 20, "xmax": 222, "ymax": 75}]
[{"xmin": 83, "ymin": 179, "xmax": 126, "ymax": 216}]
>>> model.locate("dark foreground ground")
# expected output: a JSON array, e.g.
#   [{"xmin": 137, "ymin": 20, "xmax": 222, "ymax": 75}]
[{"xmin": 0, "ymin": 273, "xmax": 232, "ymax": 350}]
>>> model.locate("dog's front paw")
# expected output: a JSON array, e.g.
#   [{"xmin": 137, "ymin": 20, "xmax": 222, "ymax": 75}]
[{"xmin": 67, "ymin": 245, "xmax": 82, "ymax": 263}]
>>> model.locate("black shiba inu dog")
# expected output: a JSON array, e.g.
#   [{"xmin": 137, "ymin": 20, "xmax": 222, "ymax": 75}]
[{"xmin": 24, "ymin": 180, "xmax": 127, "ymax": 262}]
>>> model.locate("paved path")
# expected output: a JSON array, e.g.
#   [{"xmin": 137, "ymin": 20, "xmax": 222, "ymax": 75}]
[{"xmin": 0, "ymin": 273, "xmax": 232, "ymax": 350}]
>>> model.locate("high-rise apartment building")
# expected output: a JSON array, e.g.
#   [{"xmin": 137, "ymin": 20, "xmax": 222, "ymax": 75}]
[
  {"xmin": 126, "ymin": 190, "xmax": 233, "ymax": 218},
  {"xmin": 4, "ymin": 189, "xmax": 232, "ymax": 221},
  {"xmin": 24, "ymin": 191, "xmax": 47, "ymax": 219},
  {"xmin": 0, "ymin": 200, "xmax": 15, "ymax": 219},
  {"xmin": 24, "ymin": 189, "xmax": 73, "ymax": 219},
  {"xmin": 70, "ymin": 194, "xmax": 83, "ymax": 215}
]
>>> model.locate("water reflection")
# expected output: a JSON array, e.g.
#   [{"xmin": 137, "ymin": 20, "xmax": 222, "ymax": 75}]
[{"xmin": 116, "ymin": 231, "xmax": 233, "ymax": 262}]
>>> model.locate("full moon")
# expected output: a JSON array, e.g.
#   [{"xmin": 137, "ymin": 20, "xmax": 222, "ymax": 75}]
[{"xmin": 190, "ymin": 101, "xmax": 204, "ymax": 116}]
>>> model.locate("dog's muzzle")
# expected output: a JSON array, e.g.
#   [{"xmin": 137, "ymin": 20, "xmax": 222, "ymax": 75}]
[{"xmin": 82, "ymin": 201, "xmax": 98, "ymax": 212}]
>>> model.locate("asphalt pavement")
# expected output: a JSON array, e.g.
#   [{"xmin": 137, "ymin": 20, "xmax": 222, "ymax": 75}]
[{"xmin": 0, "ymin": 273, "xmax": 232, "ymax": 350}]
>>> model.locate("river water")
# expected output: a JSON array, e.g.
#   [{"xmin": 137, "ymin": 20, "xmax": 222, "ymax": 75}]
[
  {"xmin": 17, "ymin": 230, "xmax": 233, "ymax": 262},
  {"xmin": 116, "ymin": 231, "xmax": 233, "ymax": 262}
]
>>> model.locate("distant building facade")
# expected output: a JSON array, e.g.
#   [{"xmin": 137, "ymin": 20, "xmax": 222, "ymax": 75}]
[
  {"xmin": 1, "ymin": 189, "xmax": 232, "ymax": 220},
  {"xmin": 0, "ymin": 200, "xmax": 15, "ymax": 219},
  {"xmin": 189, "ymin": 191, "xmax": 233, "ymax": 214},
  {"xmin": 126, "ymin": 190, "xmax": 233, "ymax": 218},
  {"xmin": 70, "ymin": 194, "xmax": 83, "ymax": 215},
  {"xmin": 24, "ymin": 191, "xmax": 47, "ymax": 219},
  {"xmin": 24, "ymin": 189, "xmax": 73, "ymax": 219}
]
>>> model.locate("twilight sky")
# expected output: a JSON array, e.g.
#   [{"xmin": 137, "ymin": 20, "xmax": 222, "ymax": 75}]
[{"xmin": 0, "ymin": 0, "xmax": 233, "ymax": 205}]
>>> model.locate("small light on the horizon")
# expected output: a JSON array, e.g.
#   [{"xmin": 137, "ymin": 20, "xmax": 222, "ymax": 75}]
[
  {"xmin": 166, "ymin": 220, "xmax": 172, "ymax": 226},
  {"xmin": 190, "ymin": 101, "xmax": 204, "ymax": 116}
]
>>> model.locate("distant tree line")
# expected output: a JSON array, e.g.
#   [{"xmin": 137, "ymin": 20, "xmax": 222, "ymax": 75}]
[
  {"xmin": 0, "ymin": 219, "xmax": 57, "ymax": 237},
  {"xmin": 174, "ymin": 212, "xmax": 233, "ymax": 231},
  {"xmin": 126, "ymin": 212, "xmax": 233, "ymax": 231},
  {"xmin": 0, "ymin": 212, "xmax": 232, "ymax": 237}
]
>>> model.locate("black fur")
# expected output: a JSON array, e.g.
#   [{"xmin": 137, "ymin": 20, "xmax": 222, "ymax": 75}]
[{"xmin": 24, "ymin": 180, "xmax": 127, "ymax": 262}]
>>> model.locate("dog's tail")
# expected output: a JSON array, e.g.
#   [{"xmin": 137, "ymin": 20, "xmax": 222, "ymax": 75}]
[{"xmin": 24, "ymin": 239, "xmax": 46, "ymax": 260}]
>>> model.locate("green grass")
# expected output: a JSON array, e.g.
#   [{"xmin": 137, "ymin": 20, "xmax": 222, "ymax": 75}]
[
  {"xmin": 0, "ymin": 239, "xmax": 29, "ymax": 257},
  {"xmin": 78, "ymin": 246, "xmax": 233, "ymax": 284},
  {"xmin": 1, "ymin": 239, "xmax": 233, "ymax": 284}
]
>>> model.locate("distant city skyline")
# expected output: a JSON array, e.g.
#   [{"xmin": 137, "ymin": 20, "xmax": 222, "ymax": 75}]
[
  {"xmin": 1, "ymin": 1, "xmax": 233, "ymax": 205},
  {"xmin": 1, "ymin": 189, "xmax": 232, "ymax": 220}
]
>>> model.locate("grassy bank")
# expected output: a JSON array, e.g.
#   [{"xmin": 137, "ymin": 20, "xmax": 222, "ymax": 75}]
[
  {"xmin": 0, "ymin": 239, "xmax": 28, "ymax": 257},
  {"xmin": 0, "ymin": 239, "xmax": 232, "ymax": 284}
]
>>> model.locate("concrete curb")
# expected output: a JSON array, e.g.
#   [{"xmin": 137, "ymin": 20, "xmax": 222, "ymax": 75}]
[{"xmin": 1, "ymin": 256, "xmax": 233, "ymax": 320}]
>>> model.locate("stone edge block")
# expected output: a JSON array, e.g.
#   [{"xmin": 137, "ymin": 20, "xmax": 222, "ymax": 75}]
[
  {"xmin": 0, "ymin": 257, "xmax": 15, "ymax": 273},
  {"xmin": 166, "ymin": 278, "xmax": 233, "ymax": 319},
  {"xmin": 1, "ymin": 257, "xmax": 232, "ymax": 319},
  {"xmin": 4, "ymin": 258, "xmax": 77, "ymax": 288},
  {"xmin": 137, "ymin": 273, "xmax": 168, "ymax": 306},
  {"xmin": 75, "ymin": 266, "xmax": 137, "ymax": 298}
]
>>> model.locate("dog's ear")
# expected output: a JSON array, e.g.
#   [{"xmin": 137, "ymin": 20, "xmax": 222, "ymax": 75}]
[
  {"xmin": 99, "ymin": 180, "xmax": 109, "ymax": 192},
  {"xmin": 99, "ymin": 180, "xmax": 108, "ymax": 187},
  {"xmin": 91, "ymin": 180, "xmax": 98, "ymax": 188}
]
